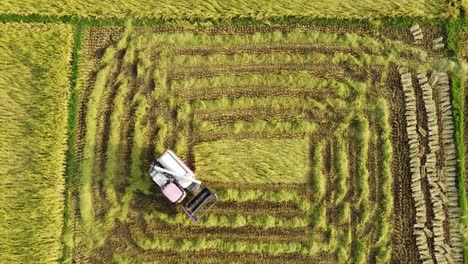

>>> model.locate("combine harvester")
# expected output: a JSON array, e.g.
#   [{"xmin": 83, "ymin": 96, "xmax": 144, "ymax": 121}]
[{"xmin": 148, "ymin": 150, "xmax": 219, "ymax": 222}]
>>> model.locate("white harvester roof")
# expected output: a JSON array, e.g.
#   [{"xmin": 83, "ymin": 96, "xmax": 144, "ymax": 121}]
[{"xmin": 154, "ymin": 150, "xmax": 196, "ymax": 189}]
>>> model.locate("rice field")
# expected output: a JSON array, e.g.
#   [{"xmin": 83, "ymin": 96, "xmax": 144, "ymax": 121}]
[
  {"xmin": 63, "ymin": 21, "xmax": 466, "ymax": 263},
  {"xmin": 0, "ymin": 23, "xmax": 73, "ymax": 263},
  {"xmin": 0, "ymin": 3, "xmax": 467, "ymax": 264},
  {"xmin": 0, "ymin": 0, "xmax": 459, "ymax": 20}
]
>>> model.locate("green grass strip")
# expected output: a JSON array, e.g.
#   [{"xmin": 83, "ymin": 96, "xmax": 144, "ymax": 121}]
[
  {"xmin": 169, "ymin": 50, "xmax": 425, "ymax": 71},
  {"xmin": 217, "ymin": 188, "xmax": 312, "ymax": 212},
  {"xmin": 332, "ymin": 227, "xmax": 352, "ymax": 261},
  {"xmin": 310, "ymin": 207, "xmax": 327, "ymax": 231},
  {"xmin": 192, "ymin": 96, "xmax": 349, "ymax": 113},
  {"xmin": 333, "ymin": 134, "xmax": 349, "ymax": 205},
  {"xmin": 311, "ymin": 140, "xmax": 326, "ymax": 201},
  {"xmin": 154, "ymin": 116, "xmax": 173, "ymax": 156},
  {"xmin": 194, "ymin": 119, "xmax": 317, "ymax": 135},
  {"xmin": 118, "ymin": 93, "xmax": 151, "ymax": 222},
  {"xmin": 172, "ymin": 72, "xmax": 368, "ymax": 99},
  {"xmin": 79, "ymin": 21, "xmax": 133, "ymax": 246},
  {"xmin": 79, "ymin": 64, "xmax": 110, "ymax": 248},
  {"xmin": 130, "ymin": 94, "xmax": 148, "ymax": 185},
  {"xmin": 102, "ymin": 78, "xmax": 129, "ymax": 224},
  {"xmin": 330, "ymin": 202, "xmax": 353, "ymax": 262},
  {"xmin": 336, "ymin": 202, "xmax": 352, "ymax": 225},
  {"xmin": 173, "ymin": 100, "xmax": 192, "ymax": 158},
  {"xmin": 169, "ymin": 52, "xmax": 390, "ymax": 67},
  {"xmin": 445, "ymin": 19, "xmax": 467, "ymax": 260},
  {"xmin": 146, "ymin": 210, "xmax": 308, "ymax": 229},
  {"xmin": 152, "ymin": 49, "xmax": 169, "ymax": 100},
  {"xmin": 451, "ymin": 73, "xmax": 468, "ymax": 262},
  {"xmin": 351, "ymin": 237, "xmax": 369, "ymax": 264},
  {"xmin": 61, "ymin": 22, "xmax": 82, "ymax": 264},
  {"xmin": 373, "ymin": 98, "xmax": 393, "ymax": 262},
  {"xmin": 354, "ymin": 115, "xmax": 371, "ymax": 227},
  {"xmin": 136, "ymin": 236, "xmax": 324, "ymax": 256}
]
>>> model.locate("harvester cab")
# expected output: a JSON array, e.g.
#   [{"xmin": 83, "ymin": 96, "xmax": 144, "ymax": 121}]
[{"xmin": 148, "ymin": 150, "xmax": 219, "ymax": 222}]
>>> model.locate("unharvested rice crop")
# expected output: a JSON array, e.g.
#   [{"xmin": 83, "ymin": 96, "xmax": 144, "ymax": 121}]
[
  {"xmin": 0, "ymin": 23, "xmax": 73, "ymax": 263},
  {"xmin": 194, "ymin": 139, "xmax": 310, "ymax": 183},
  {"xmin": 0, "ymin": 0, "xmax": 459, "ymax": 20}
]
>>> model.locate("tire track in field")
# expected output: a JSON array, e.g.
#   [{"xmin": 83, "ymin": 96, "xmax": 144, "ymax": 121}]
[
  {"xmin": 171, "ymin": 44, "xmax": 376, "ymax": 57},
  {"xmin": 168, "ymin": 63, "xmax": 368, "ymax": 83},
  {"xmin": 141, "ymin": 221, "xmax": 310, "ymax": 243},
  {"xmin": 174, "ymin": 84, "xmax": 338, "ymax": 101}
]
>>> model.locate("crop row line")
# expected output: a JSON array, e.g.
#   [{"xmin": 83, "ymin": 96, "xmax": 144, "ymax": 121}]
[
  {"xmin": 193, "ymin": 119, "xmax": 317, "ymax": 135},
  {"xmin": 167, "ymin": 62, "xmax": 363, "ymax": 82},
  {"xmin": 135, "ymin": 236, "xmax": 332, "ymax": 257},
  {"xmin": 191, "ymin": 96, "xmax": 339, "ymax": 113},
  {"xmin": 169, "ymin": 71, "xmax": 363, "ymax": 91},
  {"xmin": 350, "ymin": 113, "xmax": 371, "ymax": 264},
  {"xmin": 332, "ymin": 132, "xmax": 350, "ymax": 205},
  {"xmin": 418, "ymin": 71, "xmax": 451, "ymax": 263},
  {"xmin": 171, "ymin": 72, "xmax": 368, "ymax": 100},
  {"xmin": 172, "ymin": 99, "xmax": 192, "ymax": 159},
  {"xmin": 168, "ymin": 52, "xmax": 392, "ymax": 68},
  {"xmin": 354, "ymin": 114, "xmax": 371, "ymax": 228},
  {"xmin": 399, "ymin": 67, "xmax": 432, "ymax": 263},
  {"xmin": 145, "ymin": 210, "xmax": 308, "ymax": 229},
  {"xmin": 152, "ymin": 30, "xmax": 383, "ymax": 52},
  {"xmin": 102, "ymin": 76, "xmax": 129, "ymax": 223},
  {"xmin": 141, "ymin": 29, "xmax": 428, "ymax": 63},
  {"xmin": 194, "ymin": 107, "xmax": 311, "ymax": 125},
  {"xmin": 78, "ymin": 61, "xmax": 112, "ymax": 248},
  {"xmin": 192, "ymin": 130, "xmax": 309, "ymax": 143},
  {"xmin": 372, "ymin": 98, "xmax": 394, "ymax": 262},
  {"xmin": 434, "ymin": 72, "xmax": 464, "ymax": 262},
  {"xmin": 217, "ymin": 189, "xmax": 312, "ymax": 212},
  {"xmin": 118, "ymin": 93, "xmax": 150, "ymax": 223},
  {"xmin": 310, "ymin": 140, "xmax": 326, "ymax": 201}
]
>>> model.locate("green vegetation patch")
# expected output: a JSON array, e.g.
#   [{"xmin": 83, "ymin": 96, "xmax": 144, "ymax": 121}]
[
  {"xmin": 0, "ymin": 23, "xmax": 73, "ymax": 263},
  {"xmin": 194, "ymin": 139, "xmax": 310, "ymax": 183}
]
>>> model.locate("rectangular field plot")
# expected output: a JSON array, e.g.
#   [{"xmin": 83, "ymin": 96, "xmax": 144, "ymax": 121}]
[
  {"xmin": 194, "ymin": 139, "xmax": 309, "ymax": 183},
  {"xmin": 0, "ymin": 0, "xmax": 456, "ymax": 20},
  {"xmin": 71, "ymin": 22, "xmax": 462, "ymax": 263},
  {"xmin": 0, "ymin": 23, "xmax": 73, "ymax": 263}
]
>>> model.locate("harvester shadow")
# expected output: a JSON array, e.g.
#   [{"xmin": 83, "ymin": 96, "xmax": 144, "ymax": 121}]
[
  {"xmin": 146, "ymin": 186, "xmax": 179, "ymax": 216},
  {"xmin": 129, "ymin": 145, "xmax": 179, "ymax": 217}
]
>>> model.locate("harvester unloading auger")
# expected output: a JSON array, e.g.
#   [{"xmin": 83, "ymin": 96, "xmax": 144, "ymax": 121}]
[{"xmin": 148, "ymin": 150, "xmax": 219, "ymax": 222}]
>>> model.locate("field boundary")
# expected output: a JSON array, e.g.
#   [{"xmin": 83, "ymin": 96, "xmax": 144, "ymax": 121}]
[
  {"xmin": 446, "ymin": 19, "xmax": 468, "ymax": 262},
  {"xmin": 0, "ymin": 13, "xmax": 456, "ymax": 28},
  {"xmin": 61, "ymin": 22, "xmax": 83, "ymax": 264},
  {"xmin": 0, "ymin": 11, "xmax": 461, "ymax": 263},
  {"xmin": 451, "ymin": 72, "xmax": 468, "ymax": 263}
]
